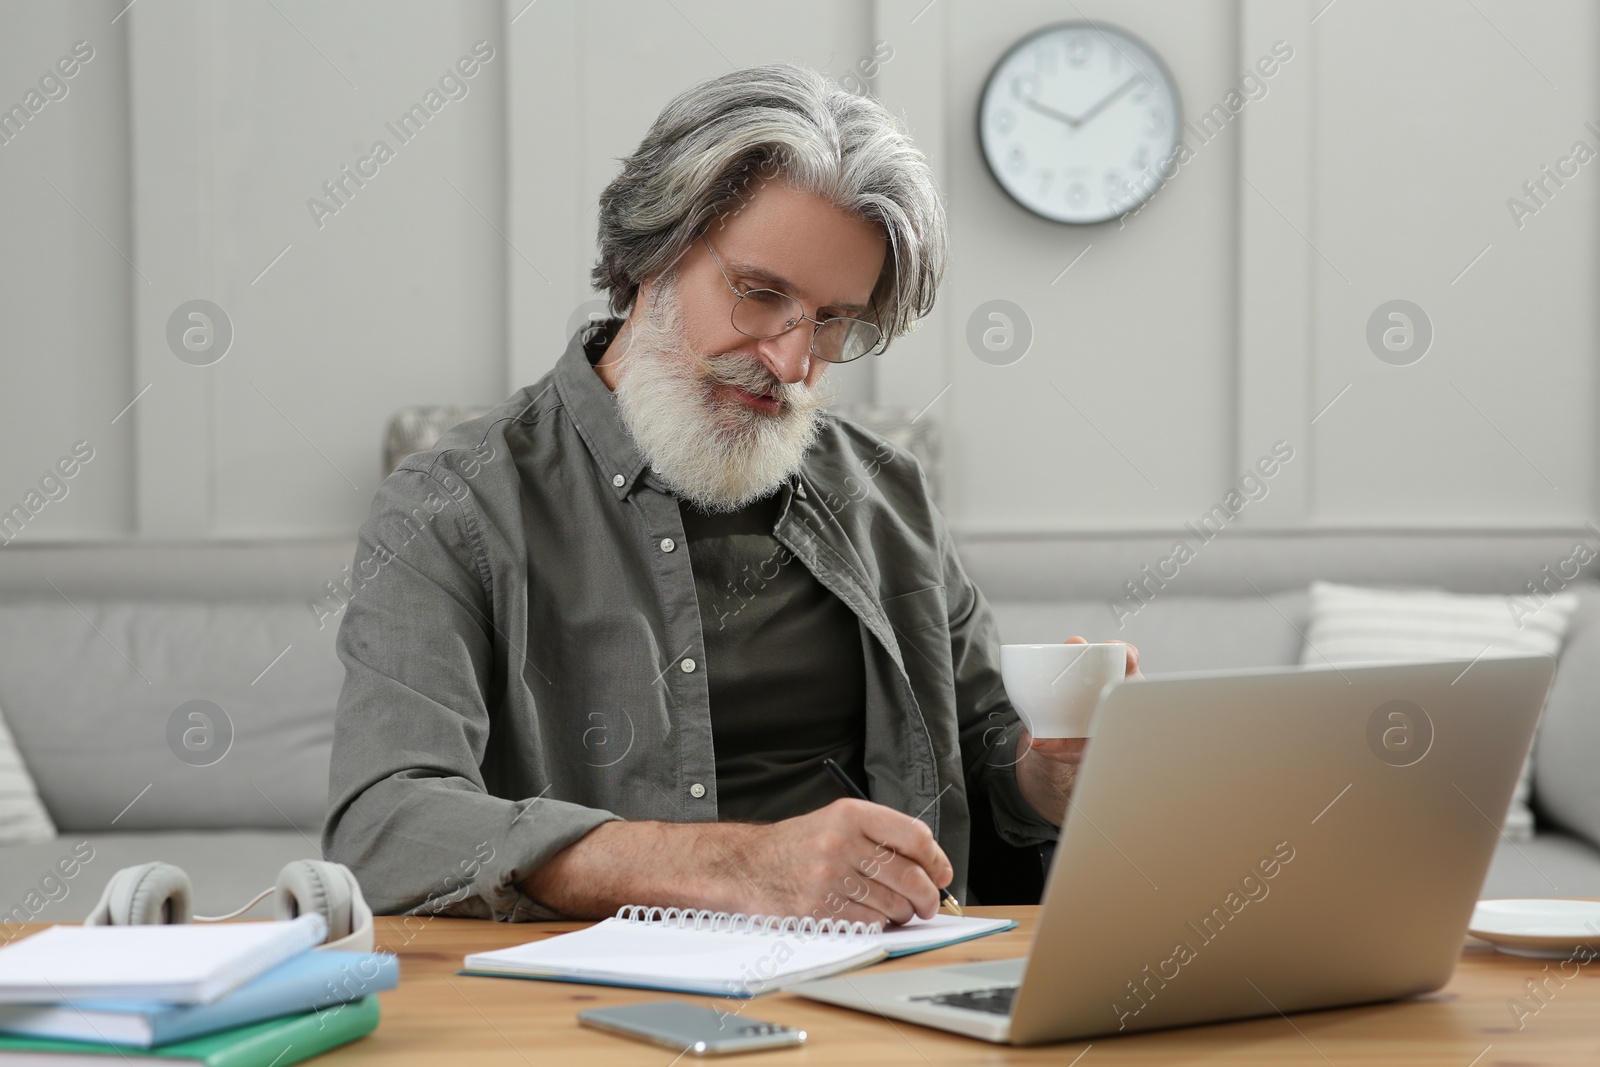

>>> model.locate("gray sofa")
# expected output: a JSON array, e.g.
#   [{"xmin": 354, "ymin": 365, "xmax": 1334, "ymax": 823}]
[
  {"xmin": 0, "ymin": 541, "xmax": 350, "ymax": 928},
  {"xmin": 2, "ymin": 529, "xmax": 1596, "ymax": 929},
  {"xmin": 965, "ymin": 529, "xmax": 1600, "ymax": 900}
]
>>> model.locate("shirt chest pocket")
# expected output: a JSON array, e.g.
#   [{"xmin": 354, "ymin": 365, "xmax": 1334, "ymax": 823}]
[{"xmin": 877, "ymin": 583, "xmax": 956, "ymax": 723}]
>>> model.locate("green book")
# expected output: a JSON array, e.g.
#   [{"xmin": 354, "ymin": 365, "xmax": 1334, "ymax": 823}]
[{"xmin": 0, "ymin": 996, "xmax": 378, "ymax": 1066}]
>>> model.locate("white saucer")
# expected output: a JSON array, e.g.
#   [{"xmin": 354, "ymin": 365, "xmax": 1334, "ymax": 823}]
[{"xmin": 1468, "ymin": 899, "xmax": 1600, "ymax": 959}]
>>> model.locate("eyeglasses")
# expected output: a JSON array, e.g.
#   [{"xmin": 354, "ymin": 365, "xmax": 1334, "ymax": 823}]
[{"xmin": 701, "ymin": 237, "xmax": 883, "ymax": 363}]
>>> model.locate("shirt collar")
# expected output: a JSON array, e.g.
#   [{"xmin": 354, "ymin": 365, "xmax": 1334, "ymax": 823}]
[{"xmin": 552, "ymin": 315, "xmax": 654, "ymax": 500}]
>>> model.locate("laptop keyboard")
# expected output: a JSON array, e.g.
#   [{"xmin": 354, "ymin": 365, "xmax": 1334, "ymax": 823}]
[{"xmin": 909, "ymin": 984, "xmax": 1018, "ymax": 1015}]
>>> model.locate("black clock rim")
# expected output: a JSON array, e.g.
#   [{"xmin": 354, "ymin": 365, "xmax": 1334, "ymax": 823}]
[{"xmin": 974, "ymin": 18, "xmax": 1185, "ymax": 227}]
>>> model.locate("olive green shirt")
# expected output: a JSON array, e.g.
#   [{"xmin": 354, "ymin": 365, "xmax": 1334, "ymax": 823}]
[{"xmin": 322, "ymin": 318, "xmax": 1059, "ymax": 920}]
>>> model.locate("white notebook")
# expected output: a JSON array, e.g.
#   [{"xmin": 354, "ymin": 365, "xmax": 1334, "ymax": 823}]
[
  {"xmin": 0, "ymin": 914, "xmax": 327, "ymax": 1005},
  {"xmin": 460, "ymin": 906, "xmax": 1015, "ymax": 997}
]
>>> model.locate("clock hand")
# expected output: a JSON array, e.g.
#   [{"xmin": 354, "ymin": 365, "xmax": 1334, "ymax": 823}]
[
  {"xmin": 1073, "ymin": 74, "xmax": 1144, "ymax": 128},
  {"xmin": 1022, "ymin": 96, "xmax": 1082, "ymax": 128}
]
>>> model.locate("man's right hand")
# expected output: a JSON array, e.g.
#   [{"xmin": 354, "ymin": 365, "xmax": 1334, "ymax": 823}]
[
  {"xmin": 719, "ymin": 798, "xmax": 952, "ymax": 926},
  {"xmin": 521, "ymin": 797, "xmax": 953, "ymax": 927}
]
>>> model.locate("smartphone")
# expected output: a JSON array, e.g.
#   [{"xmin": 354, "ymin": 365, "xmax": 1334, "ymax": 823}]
[{"xmin": 577, "ymin": 1000, "xmax": 806, "ymax": 1055}]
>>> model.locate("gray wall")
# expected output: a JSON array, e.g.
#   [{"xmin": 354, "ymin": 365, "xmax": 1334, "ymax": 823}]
[{"xmin": 2, "ymin": 0, "xmax": 1595, "ymax": 541}]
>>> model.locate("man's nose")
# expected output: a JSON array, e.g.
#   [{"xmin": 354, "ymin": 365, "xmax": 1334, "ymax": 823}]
[{"xmin": 755, "ymin": 325, "xmax": 812, "ymax": 386}]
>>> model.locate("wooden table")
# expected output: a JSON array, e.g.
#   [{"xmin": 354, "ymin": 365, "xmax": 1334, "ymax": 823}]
[{"xmin": 15, "ymin": 908, "xmax": 1600, "ymax": 1064}]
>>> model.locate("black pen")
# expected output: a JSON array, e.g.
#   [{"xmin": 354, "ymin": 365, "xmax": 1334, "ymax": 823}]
[{"xmin": 821, "ymin": 757, "xmax": 964, "ymax": 916}]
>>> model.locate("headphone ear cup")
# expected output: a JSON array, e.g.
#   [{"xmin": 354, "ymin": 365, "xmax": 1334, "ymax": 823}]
[
  {"xmin": 275, "ymin": 861, "xmax": 371, "ymax": 952},
  {"xmin": 83, "ymin": 863, "xmax": 193, "ymax": 926},
  {"xmin": 274, "ymin": 860, "xmax": 342, "ymax": 937}
]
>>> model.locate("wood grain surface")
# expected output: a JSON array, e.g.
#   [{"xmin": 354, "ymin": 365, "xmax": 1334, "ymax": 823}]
[{"xmin": 10, "ymin": 907, "xmax": 1599, "ymax": 1065}]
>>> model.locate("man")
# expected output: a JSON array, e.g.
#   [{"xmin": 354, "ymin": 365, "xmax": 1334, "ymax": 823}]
[{"xmin": 322, "ymin": 63, "xmax": 1137, "ymax": 927}]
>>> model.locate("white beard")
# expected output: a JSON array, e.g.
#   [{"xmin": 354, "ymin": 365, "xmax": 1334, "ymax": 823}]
[{"xmin": 611, "ymin": 274, "xmax": 837, "ymax": 513}]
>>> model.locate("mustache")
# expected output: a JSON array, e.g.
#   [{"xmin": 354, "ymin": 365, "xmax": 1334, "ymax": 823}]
[
  {"xmin": 612, "ymin": 282, "xmax": 837, "ymax": 417},
  {"xmin": 697, "ymin": 350, "xmax": 828, "ymax": 409}
]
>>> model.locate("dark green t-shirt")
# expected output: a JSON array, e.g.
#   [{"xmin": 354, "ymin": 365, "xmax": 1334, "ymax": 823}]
[{"xmin": 678, "ymin": 491, "xmax": 869, "ymax": 823}]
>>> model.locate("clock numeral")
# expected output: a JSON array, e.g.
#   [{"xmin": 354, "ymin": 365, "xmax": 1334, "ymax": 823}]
[
  {"xmin": 1067, "ymin": 33, "xmax": 1092, "ymax": 67},
  {"xmin": 1037, "ymin": 170, "xmax": 1053, "ymax": 197},
  {"xmin": 1010, "ymin": 72, "xmax": 1038, "ymax": 102},
  {"xmin": 992, "ymin": 108, "xmax": 1016, "ymax": 135},
  {"xmin": 1067, "ymin": 181, "xmax": 1090, "ymax": 208},
  {"xmin": 1006, "ymin": 146, "xmax": 1028, "ymax": 174},
  {"xmin": 1033, "ymin": 44, "xmax": 1057, "ymax": 77},
  {"xmin": 1144, "ymin": 108, "xmax": 1166, "ymax": 137}
]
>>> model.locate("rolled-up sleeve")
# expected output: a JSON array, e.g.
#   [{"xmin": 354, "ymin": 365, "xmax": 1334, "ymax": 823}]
[{"xmin": 320, "ymin": 465, "xmax": 620, "ymax": 921}]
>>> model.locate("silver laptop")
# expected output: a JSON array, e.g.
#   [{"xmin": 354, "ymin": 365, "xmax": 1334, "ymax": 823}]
[{"xmin": 791, "ymin": 655, "xmax": 1555, "ymax": 1045}]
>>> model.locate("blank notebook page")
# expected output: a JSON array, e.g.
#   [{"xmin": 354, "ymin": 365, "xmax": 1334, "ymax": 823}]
[
  {"xmin": 463, "ymin": 917, "xmax": 884, "ymax": 995},
  {"xmin": 0, "ymin": 915, "xmax": 327, "ymax": 1003}
]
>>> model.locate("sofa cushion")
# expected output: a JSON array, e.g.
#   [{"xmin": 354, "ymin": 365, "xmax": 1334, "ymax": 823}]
[
  {"xmin": 0, "ymin": 831, "xmax": 319, "ymax": 937},
  {"xmin": 1299, "ymin": 581, "xmax": 1578, "ymax": 842},
  {"xmin": 0, "ymin": 700, "xmax": 54, "ymax": 846},
  {"xmin": 0, "ymin": 601, "xmax": 341, "ymax": 833}
]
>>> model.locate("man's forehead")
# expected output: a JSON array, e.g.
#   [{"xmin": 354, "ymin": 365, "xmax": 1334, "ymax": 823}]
[
  {"xmin": 718, "ymin": 253, "xmax": 873, "ymax": 315},
  {"xmin": 704, "ymin": 180, "xmax": 886, "ymax": 315}
]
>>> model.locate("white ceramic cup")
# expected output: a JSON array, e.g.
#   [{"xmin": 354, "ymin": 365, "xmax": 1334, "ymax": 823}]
[{"xmin": 1000, "ymin": 643, "xmax": 1126, "ymax": 739}]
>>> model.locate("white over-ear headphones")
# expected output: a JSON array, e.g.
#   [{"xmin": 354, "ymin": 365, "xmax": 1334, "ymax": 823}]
[{"xmin": 84, "ymin": 860, "xmax": 374, "ymax": 954}]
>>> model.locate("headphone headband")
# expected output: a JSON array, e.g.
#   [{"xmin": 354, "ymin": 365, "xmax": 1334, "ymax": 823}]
[{"xmin": 84, "ymin": 859, "xmax": 373, "ymax": 953}]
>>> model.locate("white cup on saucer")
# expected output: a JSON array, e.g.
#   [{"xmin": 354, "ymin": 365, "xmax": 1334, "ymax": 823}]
[{"xmin": 1000, "ymin": 643, "xmax": 1126, "ymax": 739}]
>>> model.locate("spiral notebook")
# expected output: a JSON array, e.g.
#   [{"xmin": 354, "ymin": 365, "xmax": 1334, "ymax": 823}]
[{"xmin": 459, "ymin": 907, "xmax": 1015, "ymax": 997}]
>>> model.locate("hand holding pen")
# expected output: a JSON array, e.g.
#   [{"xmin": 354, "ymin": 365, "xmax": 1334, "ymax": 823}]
[{"xmin": 822, "ymin": 757, "xmax": 964, "ymax": 917}]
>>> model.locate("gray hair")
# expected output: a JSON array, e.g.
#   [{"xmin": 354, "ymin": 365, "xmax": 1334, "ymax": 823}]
[{"xmin": 591, "ymin": 63, "xmax": 947, "ymax": 353}]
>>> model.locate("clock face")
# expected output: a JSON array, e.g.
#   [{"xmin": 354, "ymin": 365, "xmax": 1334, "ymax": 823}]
[{"xmin": 978, "ymin": 22, "xmax": 1181, "ymax": 225}]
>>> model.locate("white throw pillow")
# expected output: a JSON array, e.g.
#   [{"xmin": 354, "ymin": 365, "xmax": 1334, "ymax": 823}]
[
  {"xmin": 1299, "ymin": 581, "xmax": 1577, "ymax": 843},
  {"xmin": 0, "ymin": 698, "xmax": 56, "ymax": 845}
]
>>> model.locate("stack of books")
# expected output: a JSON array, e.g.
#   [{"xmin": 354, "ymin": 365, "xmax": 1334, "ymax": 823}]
[{"xmin": 0, "ymin": 914, "xmax": 396, "ymax": 1065}]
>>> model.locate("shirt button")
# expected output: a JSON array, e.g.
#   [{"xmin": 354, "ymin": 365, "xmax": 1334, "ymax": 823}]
[
  {"xmin": 689, "ymin": 783, "xmax": 706, "ymax": 799},
  {"xmin": 660, "ymin": 537, "xmax": 676, "ymax": 553},
  {"xmin": 680, "ymin": 657, "xmax": 697, "ymax": 673},
  {"xmin": 612, "ymin": 474, "xmax": 626, "ymax": 488}
]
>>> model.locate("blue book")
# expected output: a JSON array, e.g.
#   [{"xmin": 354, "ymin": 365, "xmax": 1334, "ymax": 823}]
[{"xmin": 0, "ymin": 951, "xmax": 397, "ymax": 1048}]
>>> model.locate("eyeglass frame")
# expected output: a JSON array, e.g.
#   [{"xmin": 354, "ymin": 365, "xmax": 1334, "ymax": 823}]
[{"xmin": 699, "ymin": 235, "xmax": 885, "ymax": 363}]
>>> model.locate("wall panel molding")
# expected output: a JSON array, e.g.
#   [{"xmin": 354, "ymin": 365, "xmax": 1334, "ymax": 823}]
[
  {"xmin": 505, "ymin": 0, "xmax": 579, "ymax": 393},
  {"xmin": 10, "ymin": 0, "xmax": 1587, "ymax": 542},
  {"xmin": 127, "ymin": 0, "xmax": 214, "ymax": 537},
  {"xmin": 1234, "ymin": 0, "xmax": 1313, "ymax": 527},
  {"xmin": 871, "ymin": 0, "xmax": 950, "ymax": 419}
]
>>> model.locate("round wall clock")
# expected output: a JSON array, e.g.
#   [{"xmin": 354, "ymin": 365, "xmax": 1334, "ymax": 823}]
[{"xmin": 978, "ymin": 22, "xmax": 1181, "ymax": 224}]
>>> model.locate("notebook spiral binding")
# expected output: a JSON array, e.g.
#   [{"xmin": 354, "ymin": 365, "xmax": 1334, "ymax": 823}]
[{"xmin": 614, "ymin": 905, "xmax": 884, "ymax": 938}]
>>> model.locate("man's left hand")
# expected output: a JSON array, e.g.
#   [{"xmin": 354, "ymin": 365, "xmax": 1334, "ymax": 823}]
[{"xmin": 1014, "ymin": 636, "xmax": 1141, "ymax": 826}]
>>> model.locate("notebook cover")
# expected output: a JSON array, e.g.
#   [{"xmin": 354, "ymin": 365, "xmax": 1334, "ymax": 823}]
[
  {"xmin": 455, "ymin": 969, "xmax": 771, "ymax": 998},
  {"xmin": 453, "ymin": 953, "xmax": 889, "ymax": 998},
  {"xmin": 0, "ymin": 996, "xmax": 379, "ymax": 1067},
  {"xmin": 883, "ymin": 919, "xmax": 1019, "ymax": 957},
  {"xmin": 0, "ymin": 952, "xmax": 398, "ymax": 1047}
]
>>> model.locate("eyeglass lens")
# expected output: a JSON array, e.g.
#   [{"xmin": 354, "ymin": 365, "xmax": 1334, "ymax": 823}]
[{"xmin": 730, "ymin": 289, "xmax": 880, "ymax": 362}]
